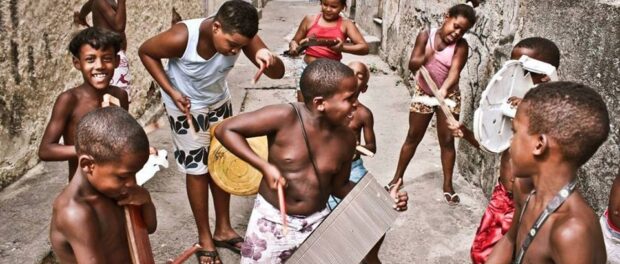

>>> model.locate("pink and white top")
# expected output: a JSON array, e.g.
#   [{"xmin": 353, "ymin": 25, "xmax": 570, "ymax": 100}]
[{"xmin": 417, "ymin": 28, "xmax": 458, "ymax": 95}]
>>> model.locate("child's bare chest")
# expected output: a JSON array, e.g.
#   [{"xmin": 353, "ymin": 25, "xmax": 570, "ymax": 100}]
[
  {"xmin": 515, "ymin": 209, "xmax": 555, "ymax": 263},
  {"xmin": 273, "ymin": 132, "xmax": 347, "ymax": 176},
  {"xmin": 94, "ymin": 201, "xmax": 131, "ymax": 257}
]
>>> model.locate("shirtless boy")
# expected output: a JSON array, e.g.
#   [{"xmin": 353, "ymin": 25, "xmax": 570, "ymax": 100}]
[
  {"xmin": 215, "ymin": 59, "xmax": 407, "ymax": 263},
  {"xmin": 449, "ymin": 37, "xmax": 561, "ymax": 263},
  {"xmin": 38, "ymin": 27, "xmax": 128, "ymax": 180},
  {"xmin": 487, "ymin": 82, "xmax": 608, "ymax": 263},
  {"xmin": 75, "ymin": 0, "xmax": 131, "ymax": 93},
  {"xmin": 327, "ymin": 61, "xmax": 375, "ymax": 210},
  {"xmin": 50, "ymin": 107, "xmax": 156, "ymax": 263}
]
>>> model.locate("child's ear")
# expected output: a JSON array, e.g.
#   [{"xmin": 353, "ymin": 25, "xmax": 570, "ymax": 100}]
[
  {"xmin": 313, "ymin": 96, "xmax": 325, "ymax": 111},
  {"xmin": 79, "ymin": 155, "xmax": 96, "ymax": 174},
  {"xmin": 533, "ymin": 134, "xmax": 548, "ymax": 156},
  {"xmin": 72, "ymin": 56, "xmax": 82, "ymax": 70},
  {"xmin": 212, "ymin": 21, "xmax": 222, "ymax": 34}
]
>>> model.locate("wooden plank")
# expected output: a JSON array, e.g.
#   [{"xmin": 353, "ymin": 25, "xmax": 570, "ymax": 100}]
[{"xmin": 288, "ymin": 173, "xmax": 398, "ymax": 263}]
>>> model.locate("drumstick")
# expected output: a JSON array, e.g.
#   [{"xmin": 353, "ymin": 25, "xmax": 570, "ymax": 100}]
[
  {"xmin": 185, "ymin": 110, "xmax": 198, "ymax": 140},
  {"xmin": 167, "ymin": 244, "xmax": 202, "ymax": 264},
  {"xmin": 102, "ymin": 94, "xmax": 120, "ymax": 107},
  {"xmin": 251, "ymin": 64, "xmax": 266, "ymax": 85},
  {"xmin": 277, "ymin": 181, "xmax": 288, "ymax": 235},
  {"xmin": 418, "ymin": 66, "xmax": 460, "ymax": 127},
  {"xmin": 356, "ymin": 145, "xmax": 375, "ymax": 158},
  {"xmin": 125, "ymin": 205, "xmax": 155, "ymax": 264}
]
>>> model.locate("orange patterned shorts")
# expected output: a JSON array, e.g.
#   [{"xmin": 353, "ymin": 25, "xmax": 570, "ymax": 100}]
[{"xmin": 409, "ymin": 84, "xmax": 461, "ymax": 115}]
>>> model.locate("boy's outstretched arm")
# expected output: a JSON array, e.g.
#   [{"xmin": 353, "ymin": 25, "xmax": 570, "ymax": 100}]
[
  {"xmin": 408, "ymin": 30, "xmax": 431, "ymax": 74},
  {"xmin": 38, "ymin": 92, "xmax": 77, "ymax": 161},
  {"xmin": 215, "ymin": 105, "xmax": 292, "ymax": 189},
  {"xmin": 138, "ymin": 24, "xmax": 189, "ymax": 112},
  {"xmin": 93, "ymin": 0, "xmax": 126, "ymax": 32},
  {"xmin": 243, "ymin": 36, "xmax": 285, "ymax": 79},
  {"xmin": 57, "ymin": 204, "xmax": 106, "ymax": 263},
  {"xmin": 438, "ymin": 39, "xmax": 469, "ymax": 98}
]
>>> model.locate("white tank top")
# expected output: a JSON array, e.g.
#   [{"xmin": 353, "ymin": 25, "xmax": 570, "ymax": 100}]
[{"xmin": 164, "ymin": 18, "xmax": 240, "ymax": 110}]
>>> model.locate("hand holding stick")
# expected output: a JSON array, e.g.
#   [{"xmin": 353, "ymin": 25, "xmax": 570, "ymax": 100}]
[{"xmin": 277, "ymin": 181, "xmax": 288, "ymax": 235}]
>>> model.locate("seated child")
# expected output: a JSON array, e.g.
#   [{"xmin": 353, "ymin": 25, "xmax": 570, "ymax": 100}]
[
  {"xmin": 215, "ymin": 59, "xmax": 407, "ymax": 263},
  {"xmin": 38, "ymin": 27, "xmax": 129, "ymax": 181},
  {"xmin": 389, "ymin": 4, "xmax": 477, "ymax": 205},
  {"xmin": 288, "ymin": 0, "xmax": 369, "ymax": 102},
  {"xmin": 601, "ymin": 169, "xmax": 620, "ymax": 262},
  {"xmin": 327, "ymin": 61, "xmax": 375, "ymax": 210},
  {"xmin": 487, "ymin": 81, "xmax": 608, "ymax": 263},
  {"xmin": 50, "ymin": 107, "xmax": 157, "ymax": 263},
  {"xmin": 450, "ymin": 37, "xmax": 561, "ymax": 264}
]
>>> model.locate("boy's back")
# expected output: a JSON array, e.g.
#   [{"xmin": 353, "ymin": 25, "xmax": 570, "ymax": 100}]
[{"xmin": 91, "ymin": 0, "xmax": 127, "ymax": 47}]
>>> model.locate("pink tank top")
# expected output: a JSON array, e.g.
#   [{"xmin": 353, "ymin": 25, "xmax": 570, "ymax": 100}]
[
  {"xmin": 305, "ymin": 14, "xmax": 346, "ymax": 61},
  {"xmin": 417, "ymin": 28, "xmax": 457, "ymax": 95}
]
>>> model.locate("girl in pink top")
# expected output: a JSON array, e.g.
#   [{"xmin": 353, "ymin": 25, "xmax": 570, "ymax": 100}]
[
  {"xmin": 389, "ymin": 4, "xmax": 477, "ymax": 205},
  {"xmin": 288, "ymin": 0, "xmax": 368, "ymax": 101}
]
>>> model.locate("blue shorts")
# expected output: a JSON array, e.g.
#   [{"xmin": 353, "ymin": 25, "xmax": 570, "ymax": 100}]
[{"xmin": 327, "ymin": 158, "xmax": 368, "ymax": 210}]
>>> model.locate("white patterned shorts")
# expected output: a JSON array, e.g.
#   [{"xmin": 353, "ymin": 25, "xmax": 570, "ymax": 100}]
[{"xmin": 164, "ymin": 99, "xmax": 232, "ymax": 175}]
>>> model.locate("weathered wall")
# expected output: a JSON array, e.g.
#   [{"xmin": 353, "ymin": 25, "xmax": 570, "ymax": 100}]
[
  {"xmin": 362, "ymin": 0, "xmax": 619, "ymax": 212},
  {"xmin": 0, "ymin": 0, "xmax": 205, "ymax": 189},
  {"xmin": 345, "ymin": 0, "xmax": 383, "ymax": 39}
]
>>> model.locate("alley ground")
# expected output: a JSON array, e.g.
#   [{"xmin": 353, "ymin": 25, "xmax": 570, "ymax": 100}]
[{"xmin": 0, "ymin": 0, "xmax": 487, "ymax": 263}]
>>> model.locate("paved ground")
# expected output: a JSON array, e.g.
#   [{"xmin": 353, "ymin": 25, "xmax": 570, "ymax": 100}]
[{"xmin": 0, "ymin": 1, "xmax": 487, "ymax": 263}]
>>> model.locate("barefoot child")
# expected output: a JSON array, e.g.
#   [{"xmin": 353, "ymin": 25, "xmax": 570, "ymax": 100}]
[
  {"xmin": 327, "ymin": 61, "xmax": 374, "ymax": 210},
  {"xmin": 138, "ymin": 1, "xmax": 285, "ymax": 262},
  {"xmin": 215, "ymin": 59, "xmax": 408, "ymax": 263},
  {"xmin": 389, "ymin": 4, "xmax": 477, "ymax": 205},
  {"xmin": 601, "ymin": 169, "xmax": 620, "ymax": 262},
  {"xmin": 487, "ymin": 82, "xmax": 608, "ymax": 263},
  {"xmin": 50, "ymin": 107, "xmax": 156, "ymax": 263},
  {"xmin": 288, "ymin": 0, "xmax": 369, "ymax": 102},
  {"xmin": 75, "ymin": 0, "xmax": 132, "ymax": 94},
  {"xmin": 450, "ymin": 37, "xmax": 561, "ymax": 264},
  {"xmin": 38, "ymin": 27, "xmax": 128, "ymax": 181}
]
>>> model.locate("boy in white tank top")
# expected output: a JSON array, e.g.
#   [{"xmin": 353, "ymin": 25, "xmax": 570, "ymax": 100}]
[{"xmin": 139, "ymin": 1, "xmax": 285, "ymax": 263}]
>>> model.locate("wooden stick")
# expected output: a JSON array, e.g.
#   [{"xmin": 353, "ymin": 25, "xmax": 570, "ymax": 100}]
[
  {"xmin": 167, "ymin": 244, "xmax": 202, "ymax": 264},
  {"xmin": 418, "ymin": 66, "xmax": 459, "ymax": 126},
  {"xmin": 185, "ymin": 110, "xmax": 198, "ymax": 140},
  {"xmin": 277, "ymin": 181, "xmax": 288, "ymax": 235},
  {"xmin": 252, "ymin": 64, "xmax": 266, "ymax": 85},
  {"xmin": 102, "ymin": 94, "xmax": 120, "ymax": 107},
  {"xmin": 125, "ymin": 205, "xmax": 155, "ymax": 264},
  {"xmin": 355, "ymin": 145, "xmax": 375, "ymax": 158}
]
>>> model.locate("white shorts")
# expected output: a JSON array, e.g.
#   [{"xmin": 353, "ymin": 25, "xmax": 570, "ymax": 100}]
[{"xmin": 164, "ymin": 99, "xmax": 232, "ymax": 175}]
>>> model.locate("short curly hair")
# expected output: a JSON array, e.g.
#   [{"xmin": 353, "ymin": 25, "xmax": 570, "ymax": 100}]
[
  {"xmin": 300, "ymin": 59, "xmax": 354, "ymax": 103},
  {"xmin": 522, "ymin": 81, "xmax": 609, "ymax": 166},
  {"xmin": 514, "ymin": 37, "xmax": 561, "ymax": 68},
  {"xmin": 215, "ymin": 0, "xmax": 259, "ymax": 38},
  {"xmin": 448, "ymin": 4, "xmax": 477, "ymax": 25},
  {"xmin": 68, "ymin": 27, "xmax": 122, "ymax": 58},
  {"xmin": 76, "ymin": 107, "xmax": 149, "ymax": 163}
]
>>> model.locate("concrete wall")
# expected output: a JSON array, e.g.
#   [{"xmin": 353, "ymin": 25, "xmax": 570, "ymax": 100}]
[
  {"xmin": 359, "ymin": 0, "xmax": 619, "ymax": 212},
  {"xmin": 345, "ymin": 0, "xmax": 383, "ymax": 39},
  {"xmin": 0, "ymin": 0, "xmax": 205, "ymax": 189}
]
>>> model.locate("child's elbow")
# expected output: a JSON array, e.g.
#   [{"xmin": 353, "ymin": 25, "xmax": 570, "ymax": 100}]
[
  {"xmin": 38, "ymin": 146, "xmax": 51, "ymax": 161},
  {"xmin": 147, "ymin": 222, "xmax": 157, "ymax": 234}
]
